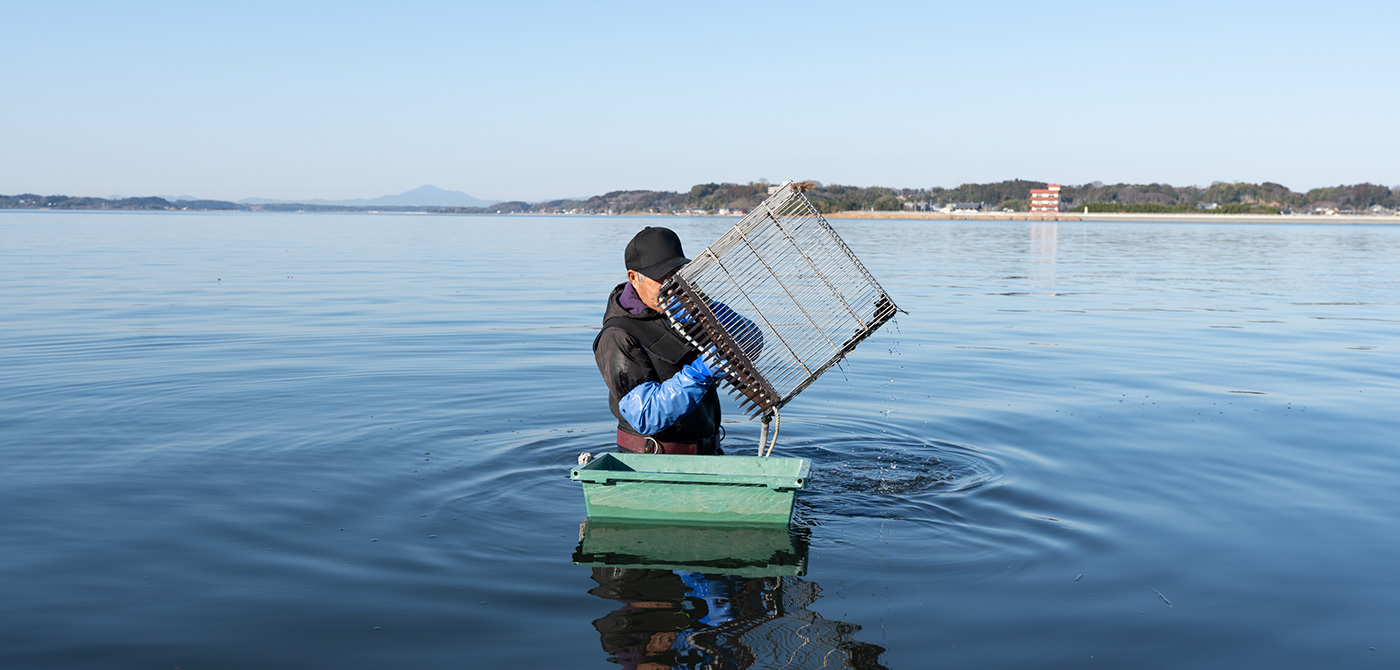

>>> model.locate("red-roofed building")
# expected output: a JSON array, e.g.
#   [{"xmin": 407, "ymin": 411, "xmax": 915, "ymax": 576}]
[{"xmin": 1029, "ymin": 184, "xmax": 1061, "ymax": 212}]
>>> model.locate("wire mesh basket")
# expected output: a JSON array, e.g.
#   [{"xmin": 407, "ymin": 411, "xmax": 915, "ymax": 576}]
[{"xmin": 659, "ymin": 181, "xmax": 900, "ymax": 419}]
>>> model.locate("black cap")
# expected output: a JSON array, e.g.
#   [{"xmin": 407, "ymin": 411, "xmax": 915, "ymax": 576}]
[{"xmin": 624, "ymin": 226, "xmax": 689, "ymax": 280}]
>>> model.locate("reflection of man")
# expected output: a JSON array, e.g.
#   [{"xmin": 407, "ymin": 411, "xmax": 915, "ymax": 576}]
[
  {"xmin": 587, "ymin": 567, "xmax": 890, "ymax": 669},
  {"xmin": 594, "ymin": 227, "xmax": 725, "ymax": 455},
  {"xmin": 589, "ymin": 568, "xmax": 699, "ymax": 669}
]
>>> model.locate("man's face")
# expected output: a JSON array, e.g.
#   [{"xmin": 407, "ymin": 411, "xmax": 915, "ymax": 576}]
[{"xmin": 627, "ymin": 269, "xmax": 666, "ymax": 311}]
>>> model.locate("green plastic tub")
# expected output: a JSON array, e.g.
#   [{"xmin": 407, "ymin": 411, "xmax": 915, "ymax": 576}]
[{"xmin": 570, "ymin": 453, "xmax": 810, "ymax": 525}]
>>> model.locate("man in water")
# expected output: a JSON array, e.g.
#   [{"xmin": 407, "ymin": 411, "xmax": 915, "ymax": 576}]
[{"xmin": 593, "ymin": 226, "xmax": 726, "ymax": 455}]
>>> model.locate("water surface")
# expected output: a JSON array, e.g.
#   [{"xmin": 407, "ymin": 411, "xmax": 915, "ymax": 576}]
[{"xmin": 2, "ymin": 211, "xmax": 1397, "ymax": 668}]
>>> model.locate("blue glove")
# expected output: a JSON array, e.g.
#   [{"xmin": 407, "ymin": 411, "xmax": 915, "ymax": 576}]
[
  {"xmin": 618, "ymin": 354, "xmax": 721, "ymax": 435},
  {"xmin": 696, "ymin": 346, "xmax": 728, "ymax": 381}
]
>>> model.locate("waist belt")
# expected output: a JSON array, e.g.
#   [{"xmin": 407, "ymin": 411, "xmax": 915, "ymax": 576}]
[{"xmin": 615, "ymin": 429, "xmax": 717, "ymax": 455}]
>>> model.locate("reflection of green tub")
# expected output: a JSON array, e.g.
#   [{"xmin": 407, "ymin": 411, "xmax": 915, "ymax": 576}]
[
  {"xmin": 570, "ymin": 453, "xmax": 810, "ymax": 526},
  {"xmin": 573, "ymin": 518, "xmax": 808, "ymax": 577}
]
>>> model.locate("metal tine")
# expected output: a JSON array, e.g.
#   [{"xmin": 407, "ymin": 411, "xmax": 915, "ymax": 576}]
[
  {"xmin": 671, "ymin": 304, "xmax": 764, "ymax": 407},
  {"xmin": 684, "ymin": 294, "xmax": 767, "ymax": 392}
]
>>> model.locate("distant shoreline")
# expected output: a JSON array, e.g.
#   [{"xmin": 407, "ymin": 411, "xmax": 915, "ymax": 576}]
[
  {"xmin": 5, "ymin": 206, "xmax": 1397, "ymax": 225},
  {"xmin": 825, "ymin": 211, "xmax": 1400, "ymax": 225}
]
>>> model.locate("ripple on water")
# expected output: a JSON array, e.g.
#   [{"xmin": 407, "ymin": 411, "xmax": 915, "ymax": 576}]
[
  {"xmin": 817, "ymin": 446, "xmax": 1001, "ymax": 496},
  {"xmin": 780, "ymin": 416, "xmax": 1004, "ymax": 494},
  {"xmin": 433, "ymin": 429, "xmax": 614, "ymax": 562},
  {"xmin": 771, "ymin": 416, "xmax": 1007, "ymax": 525}
]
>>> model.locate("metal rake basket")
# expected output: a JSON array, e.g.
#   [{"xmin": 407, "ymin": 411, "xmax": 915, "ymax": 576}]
[{"xmin": 659, "ymin": 181, "xmax": 901, "ymax": 423}]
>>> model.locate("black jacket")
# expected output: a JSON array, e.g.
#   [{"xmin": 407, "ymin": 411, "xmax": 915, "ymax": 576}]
[{"xmin": 593, "ymin": 283, "xmax": 721, "ymax": 441}]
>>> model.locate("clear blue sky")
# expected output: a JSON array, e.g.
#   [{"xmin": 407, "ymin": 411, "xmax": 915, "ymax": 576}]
[{"xmin": 3, "ymin": 1, "xmax": 1395, "ymax": 202}]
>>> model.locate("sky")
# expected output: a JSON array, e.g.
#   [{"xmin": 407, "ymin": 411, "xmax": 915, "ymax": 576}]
[{"xmin": 3, "ymin": 0, "xmax": 1396, "ymax": 202}]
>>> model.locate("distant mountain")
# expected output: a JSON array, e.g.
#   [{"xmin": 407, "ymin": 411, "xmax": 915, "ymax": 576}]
[{"xmin": 240, "ymin": 185, "xmax": 495, "ymax": 208}]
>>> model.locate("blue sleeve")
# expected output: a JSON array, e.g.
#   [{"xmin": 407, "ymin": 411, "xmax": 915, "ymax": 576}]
[
  {"xmin": 710, "ymin": 302, "xmax": 764, "ymax": 359},
  {"xmin": 618, "ymin": 357, "xmax": 719, "ymax": 435},
  {"xmin": 667, "ymin": 299, "xmax": 765, "ymax": 360},
  {"xmin": 677, "ymin": 571, "xmax": 739, "ymax": 627}
]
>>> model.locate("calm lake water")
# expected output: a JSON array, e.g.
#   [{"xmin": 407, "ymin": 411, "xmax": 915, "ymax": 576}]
[{"xmin": 2, "ymin": 210, "xmax": 1397, "ymax": 669}]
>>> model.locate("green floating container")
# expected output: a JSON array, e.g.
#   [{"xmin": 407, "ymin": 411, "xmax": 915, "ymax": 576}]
[
  {"xmin": 570, "ymin": 453, "xmax": 810, "ymax": 525},
  {"xmin": 573, "ymin": 518, "xmax": 807, "ymax": 577}
]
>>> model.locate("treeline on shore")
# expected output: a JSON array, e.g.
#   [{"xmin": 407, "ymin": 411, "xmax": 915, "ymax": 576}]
[
  {"xmin": 5, "ymin": 180, "xmax": 1398, "ymax": 215},
  {"xmin": 1052, "ymin": 181, "xmax": 1397, "ymax": 215},
  {"xmin": 362, "ymin": 180, "xmax": 1400, "ymax": 215}
]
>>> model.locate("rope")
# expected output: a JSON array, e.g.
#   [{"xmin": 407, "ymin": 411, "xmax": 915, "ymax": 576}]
[{"xmin": 762, "ymin": 408, "xmax": 780, "ymax": 458}]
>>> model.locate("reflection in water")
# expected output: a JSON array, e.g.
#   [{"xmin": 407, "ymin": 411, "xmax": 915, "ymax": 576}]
[
  {"xmin": 587, "ymin": 569, "xmax": 887, "ymax": 670},
  {"xmin": 1028, "ymin": 220, "xmax": 1058, "ymax": 287},
  {"xmin": 577, "ymin": 521, "xmax": 887, "ymax": 669},
  {"xmin": 574, "ymin": 520, "xmax": 808, "ymax": 577}
]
